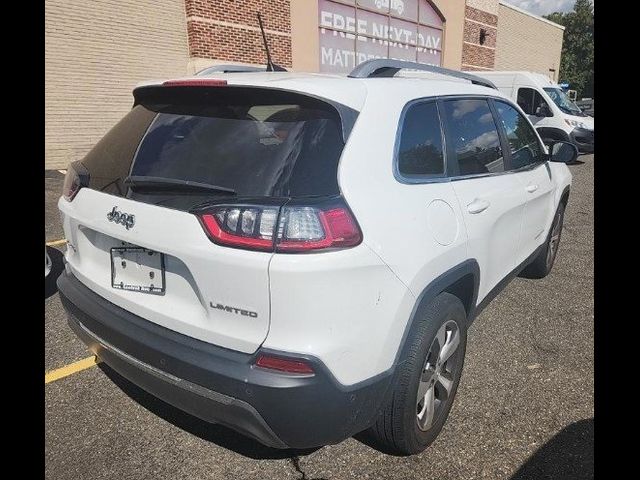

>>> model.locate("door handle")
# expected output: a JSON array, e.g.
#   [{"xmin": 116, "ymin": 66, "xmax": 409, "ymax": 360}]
[
  {"xmin": 467, "ymin": 199, "xmax": 490, "ymax": 214},
  {"xmin": 526, "ymin": 184, "xmax": 539, "ymax": 193}
]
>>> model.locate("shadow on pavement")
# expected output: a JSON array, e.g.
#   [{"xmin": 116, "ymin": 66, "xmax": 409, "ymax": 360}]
[
  {"xmin": 510, "ymin": 418, "xmax": 593, "ymax": 480},
  {"xmin": 99, "ymin": 363, "xmax": 321, "ymax": 461},
  {"xmin": 45, "ymin": 246, "xmax": 65, "ymax": 299}
]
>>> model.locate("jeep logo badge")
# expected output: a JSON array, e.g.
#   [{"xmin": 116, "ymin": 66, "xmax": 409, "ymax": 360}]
[{"xmin": 107, "ymin": 206, "xmax": 135, "ymax": 230}]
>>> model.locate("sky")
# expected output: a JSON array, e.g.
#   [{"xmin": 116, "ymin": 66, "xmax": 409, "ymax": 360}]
[{"xmin": 504, "ymin": 0, "xmax": 591, "ymax": 16}]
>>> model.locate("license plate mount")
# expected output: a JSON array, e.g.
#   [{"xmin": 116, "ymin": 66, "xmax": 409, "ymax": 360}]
[{"xmin": 110, "ymin": 247, "xmax": 165, "ymax": 295}]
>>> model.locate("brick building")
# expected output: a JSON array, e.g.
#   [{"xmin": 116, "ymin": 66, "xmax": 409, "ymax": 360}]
[{"xmin": 45, "ymin": 0, "xmax": 564, "ymax": 169}]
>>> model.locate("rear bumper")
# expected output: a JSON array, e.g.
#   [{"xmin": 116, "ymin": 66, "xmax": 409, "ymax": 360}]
[
  {"xmin": 570, "ymin": 127, "xmax": 594, "ymax": 153},
  {"xmin": 57, "ymin": 270, "xmax": 392, "ymax": 449}
]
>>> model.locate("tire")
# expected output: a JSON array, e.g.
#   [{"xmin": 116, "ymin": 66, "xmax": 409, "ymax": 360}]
[
  {"xmin": 520, "ymin": 202, "xmax": 566, "ymax": 279},
  {"xmin": 366, "ymin": 292, "xmax": 467, "ymax": 455}
]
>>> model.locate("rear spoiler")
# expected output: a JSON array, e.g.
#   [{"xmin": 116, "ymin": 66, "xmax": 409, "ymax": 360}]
[{"xmin": 132, "ymin": 82, "xmax": 359, "ymax": 143}]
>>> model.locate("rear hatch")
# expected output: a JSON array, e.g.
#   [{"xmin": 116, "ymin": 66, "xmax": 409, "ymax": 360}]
[{"xmin": 59, "ymin": 82, "xmax": 354, "ymax": 353}]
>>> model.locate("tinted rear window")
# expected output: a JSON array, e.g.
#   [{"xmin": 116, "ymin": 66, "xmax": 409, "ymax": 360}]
[
  {"xmin": 396, "ymin": 101, "xmax": 444, "ymax": 178},
  {"xmin": 82, "ymin": 87, "xmax": 348, "ymax": 202}
]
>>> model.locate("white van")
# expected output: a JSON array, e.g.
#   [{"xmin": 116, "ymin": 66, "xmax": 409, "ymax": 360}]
[{"xmin": 468, "ymin": 71, "xmax": 594, "ymax": 153}]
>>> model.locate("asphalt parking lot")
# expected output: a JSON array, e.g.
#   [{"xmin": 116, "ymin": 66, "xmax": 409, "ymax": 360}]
[{"xmin": 45, "ymin": 156, "xmax": 594, "ymax": 480}]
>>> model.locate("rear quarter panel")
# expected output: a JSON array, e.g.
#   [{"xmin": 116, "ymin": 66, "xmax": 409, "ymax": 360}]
[
  {"xmin": 266, "ymin": 244, "xmax": 414, "ymax": 386},
  {"xmin": 288, "ymin": 83, "xmax": 473, "ymax": 383},
  {"xmin": 338, "ymin": 83, "xmax": 470, "ymax": 300}
]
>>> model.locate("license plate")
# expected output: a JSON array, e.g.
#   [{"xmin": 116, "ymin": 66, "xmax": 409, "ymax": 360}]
[{"xmin": 111, "ymin": 247, "xmax": 165, "ymax": 295}]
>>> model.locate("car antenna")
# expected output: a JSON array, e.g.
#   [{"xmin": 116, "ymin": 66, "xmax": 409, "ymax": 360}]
[{"xmin": 257, "ymin": 12, "xmax": 287, "ymax": 72}]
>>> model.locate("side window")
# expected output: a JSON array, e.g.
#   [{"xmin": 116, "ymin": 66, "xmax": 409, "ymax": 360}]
[
  {"xmin": 533, "ymin": 91, "xmax": 552, "ymax": 116},
  {"xmin": 397, "ymin": 101, "xmax": 445, "ymax": 178},
  {"xmin": 517, "ymin": 88, "xmax": 535, "ymax": 114},
  {"xmin": 442, "ymin": 99, "xmax": 504, "ymax": 176},
  {"xmin": 517, "ymin": 87, "xmax": 552, "ymax": 117},
  {"xmin": 494, "ymin": 101, "xmax": 546, "ymax": 169}
]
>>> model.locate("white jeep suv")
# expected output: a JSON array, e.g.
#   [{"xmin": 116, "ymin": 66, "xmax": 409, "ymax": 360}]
[{"xmin": 57, "ymin": 60, "xmax": 574, "ymax": 455}]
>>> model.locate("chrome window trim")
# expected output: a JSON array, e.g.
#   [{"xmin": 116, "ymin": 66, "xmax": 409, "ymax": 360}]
[{"xmin": 392, "ymin": 94, "xmax": 551, "ymax": 185}]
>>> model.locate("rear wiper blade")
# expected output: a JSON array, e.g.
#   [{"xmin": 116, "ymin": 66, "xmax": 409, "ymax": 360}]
[{"xmin": 123, "ymin": 176, "xmax": 236, "ymax": 195}]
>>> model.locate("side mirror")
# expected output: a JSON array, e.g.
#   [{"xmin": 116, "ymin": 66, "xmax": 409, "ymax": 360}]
[
  {"xmin": 535, "ymin": 104, "xmax": 552, "ymax": 117},
  {"xmin": 549, "ymin": 141, "xmax": 578, "ymax": 164}
]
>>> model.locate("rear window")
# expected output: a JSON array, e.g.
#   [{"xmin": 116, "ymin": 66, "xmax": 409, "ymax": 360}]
[{"xmin": 82, "ymin": 87, "xmax": 349, "ymax": 201}]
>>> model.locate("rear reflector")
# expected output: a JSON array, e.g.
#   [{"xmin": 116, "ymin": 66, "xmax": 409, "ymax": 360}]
[
  {"xmin": 255, "ymin": 354, "xmax": 315, "ymax": 375},
  {"xmin": 162, "ymin": 79, "xmax": 228, "ymax": 87},
  {"xmin": 196, "ymin": 199, "xmax": 362, "ymax": 253}
]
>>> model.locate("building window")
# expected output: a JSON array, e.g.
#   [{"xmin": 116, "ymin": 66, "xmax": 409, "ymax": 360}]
[
  {"xmin": 479, "ymin": 29, "xmax": 487, "ymax": 45},
  {"xmin": 318, "ymin": 0, "xmax": 445, "ymax": 74}
]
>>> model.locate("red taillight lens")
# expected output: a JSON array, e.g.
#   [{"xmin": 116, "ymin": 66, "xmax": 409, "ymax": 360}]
[
  {"xmin": 196, "ymin": 199, "xmax": 362, "ymax": 253},
  {"xmin": 162, "ymin": 79, "xmax": 228, "ymax": 87},
  {"xmin": 199, "ymin": 206, "xmax": 279, "ymax": 252},
  {"xmin": 62, "ymin": 162, "xmax": 88, "ymax": 202},
  {"xmin": 255, "ymin": 354, "xmax": 315, "ymax": 375}
]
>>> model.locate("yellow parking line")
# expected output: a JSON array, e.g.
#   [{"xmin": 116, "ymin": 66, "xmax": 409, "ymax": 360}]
[
  {"xmin": 45, "ymin": 356, "xmax": 101, "ymax": 384},
  {"xmin": 46, "ymin": 238, "xmax": 67, "ymax": 247}
]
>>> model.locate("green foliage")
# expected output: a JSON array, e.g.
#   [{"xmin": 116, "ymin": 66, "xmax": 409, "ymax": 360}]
[{"xmin": 544, "ymin": 0, "xmax": 594, "ymax": 98}]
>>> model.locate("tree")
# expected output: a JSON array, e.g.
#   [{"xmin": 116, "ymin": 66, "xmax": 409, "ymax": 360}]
[{"xmin": 545, "ymin": 0, "xmax": 594, "ymax": 98}]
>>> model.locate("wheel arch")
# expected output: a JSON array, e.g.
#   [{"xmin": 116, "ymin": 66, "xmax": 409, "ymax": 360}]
[
  {"xmin": 560, "ymin": 185, "xmax": 570, "ymax": 206},
  {"xmin": 393, "ymin": 260, "xmax": 480, "ymax": 365}
]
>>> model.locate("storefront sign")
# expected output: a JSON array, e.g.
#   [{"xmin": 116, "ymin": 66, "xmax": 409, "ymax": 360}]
[{"xmin": 319, "ymin": 0, "xmax": 444, "ymax": 73}]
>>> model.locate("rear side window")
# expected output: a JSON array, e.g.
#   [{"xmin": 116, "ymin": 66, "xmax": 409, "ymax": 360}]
[
  {"xmin": 396, "ymin": 101, "xmax": 445, "ymax": 178},
  {"xmin": 81, "ymin": 87, "xmax": 350, "ymax": 202},
  {"xmin": 494, "ymin": 101, "xmax": 545, "ymax": 169},
  {"xmin": 442, "ymin": 99, "xmax": 504, "ymax": 176}
]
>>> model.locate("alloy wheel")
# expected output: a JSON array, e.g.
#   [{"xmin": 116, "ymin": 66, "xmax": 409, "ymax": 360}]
[
  {"xmin": 546, "ymin": 209, "xmax": 563, "ymax": 269},
  {"xmin": 416, "ymin": 319, "xmax": 462, "ymax": 431}
]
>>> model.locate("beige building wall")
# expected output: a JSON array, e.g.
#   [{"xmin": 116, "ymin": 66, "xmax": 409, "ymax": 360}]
[
  {"xmin": 495, "ymin": 1, "xmax": 564, "ymax": 80},
  {"xmin": 45, "ymin": 0, "xmax": 190, "ymax": 169},
  {"xmin": 466, "ymin": 0, "xmax": 498, "ymax": 15},
  {"xmin": 432, "ymin": 0, "xmax": 466, "ymax": 70},
  {"xmin": 291, "ymin": 0, "xmax": 320, "ymax": 72}
]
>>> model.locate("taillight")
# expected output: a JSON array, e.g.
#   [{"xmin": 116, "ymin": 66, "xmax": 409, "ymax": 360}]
[
  {"xmin": 196, "ymin": 198, "xmax": 362, "ymax": 253},
  {"xmin": 254, "ymin": 354, "xmax": 315, "ymax": 375},
  {"xmin": 62, "ymin": 161, "xmax": 89, "ymax": 202},
  {"xmin": 200, "ymin": 206, "xmax": 278, "ymax": 252},
  {"xmin": 276, "ymin": 205, "xmax": 361, "ymax": 252}
]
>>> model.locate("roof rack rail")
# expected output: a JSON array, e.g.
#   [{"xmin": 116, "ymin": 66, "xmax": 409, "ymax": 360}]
[
  {"xmin": 348, "ymin": 59, "xmax": 497, "ymax": 90},
  {"xmin": 195, "ymin": 64, "xmax": 274, "ymax": 76}
]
